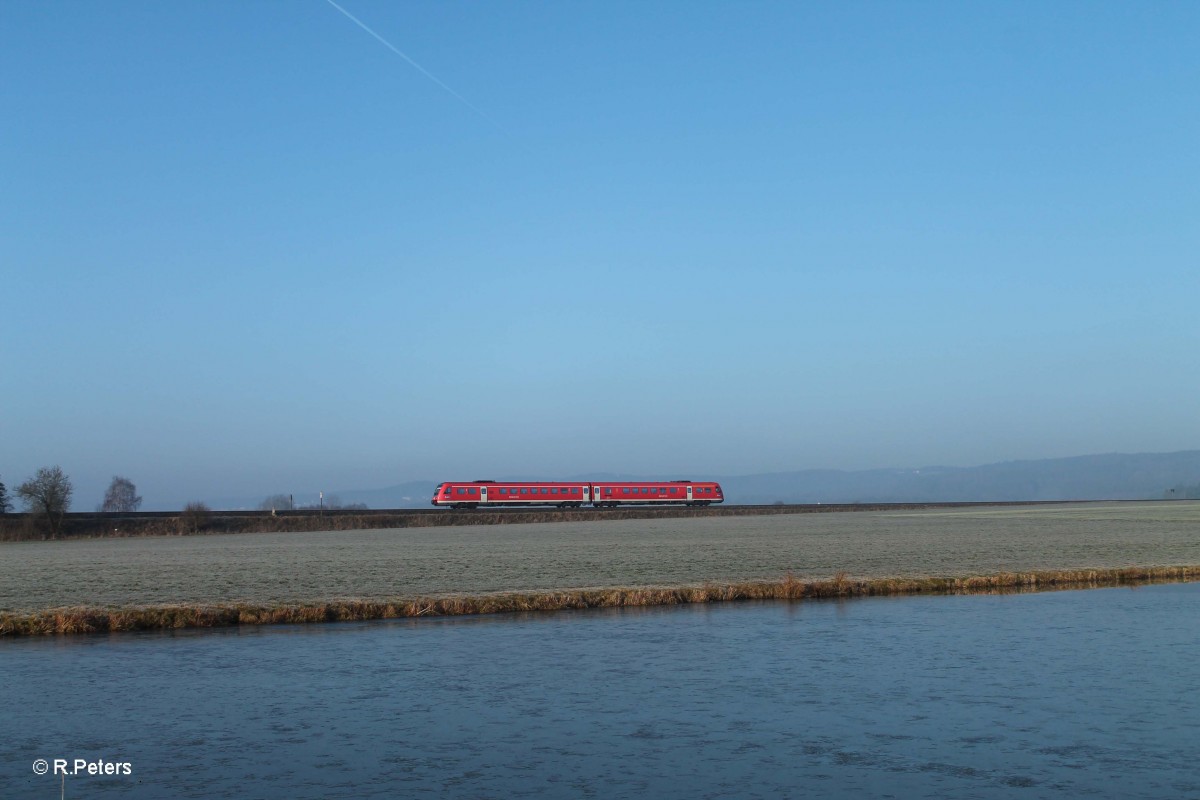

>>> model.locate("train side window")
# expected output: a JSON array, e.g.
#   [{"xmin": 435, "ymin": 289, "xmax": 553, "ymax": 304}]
[
  {"xmin": 605, "ymin": 488, "xmax": 612, "ymax": 495},
  {"xmin": 457, "ymin": 488, "xmax": 465, "ymax": 495},
  {"xmin": 551, "ymin": 488, "xmax": 558, "ymax": 494},
  {"xmin": 541, "ymin": 488, "xmax": 548, "ymax": 494}
]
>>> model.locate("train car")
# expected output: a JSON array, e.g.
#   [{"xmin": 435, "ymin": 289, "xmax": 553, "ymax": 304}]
[
  {"xmin": 431, "ymin": 480, "xmax": 592, "ymax": 509},
  {"xmin": 589, "ymin": 480, "xmax": 723, "ymax": 507}
]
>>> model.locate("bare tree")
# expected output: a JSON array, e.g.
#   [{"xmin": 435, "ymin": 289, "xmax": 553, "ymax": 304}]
[
  {"xmin": 100, "ymin": 475, "xmax": 143, "ymax": 513},
  {"xmin": 259, "ymin": 494, "xmax": 294, "ymax": 512},
  {"xmin": 17, "ymin": 466, "xmax": 73, "ymax": 537},
  {"xmin": 0, "ymin": 476, "xmax": 11, "ymax": 514}
]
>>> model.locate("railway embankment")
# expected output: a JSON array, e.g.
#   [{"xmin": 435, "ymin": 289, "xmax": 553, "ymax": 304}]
[{"xmin": 0, "ymin": 501, "xmax": 1076, "ymax": 541}]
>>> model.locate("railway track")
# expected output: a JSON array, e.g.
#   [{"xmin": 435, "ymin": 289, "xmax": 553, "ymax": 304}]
[
  {"xmin": 0, "ymin": 499, "xmax": 1107, "ymax": 541},
  {"xmin": 40, "ymin": 499, "xmax": 1080, "ymax": 524}
]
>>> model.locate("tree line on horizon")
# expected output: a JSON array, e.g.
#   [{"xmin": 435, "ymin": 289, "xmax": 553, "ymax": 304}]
[
  {"xmin": 258, "ymin": 493, "xmax": 368, "ymax": 512},
  {"xmin": 0, "ymin": 466, "xmax": 369, "ymax": 538},
  {"xmin": 0, "ymin": 468, "xmax": 174, "ymax": 537}
]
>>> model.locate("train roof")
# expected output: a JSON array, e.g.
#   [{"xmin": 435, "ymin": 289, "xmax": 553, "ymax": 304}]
[{"xmin": 438, "ymin": 479, "xmax": 720, "ymax": 485}]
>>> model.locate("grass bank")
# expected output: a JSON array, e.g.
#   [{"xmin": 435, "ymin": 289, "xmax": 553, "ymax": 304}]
[{"xmin": 3, "ymin": 565, "xmax": 1195, "ymax": 637}]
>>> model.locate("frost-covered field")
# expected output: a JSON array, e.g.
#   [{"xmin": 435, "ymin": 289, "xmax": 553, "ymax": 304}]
[{"xmin": 3, "ymin": 502, "xmax": 1199, "ymax": 612}]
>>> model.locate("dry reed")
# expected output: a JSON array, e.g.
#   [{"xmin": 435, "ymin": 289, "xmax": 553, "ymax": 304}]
[{"xmin": 2, "ymin": 565, "xmax": 1196, "ymax": 637}]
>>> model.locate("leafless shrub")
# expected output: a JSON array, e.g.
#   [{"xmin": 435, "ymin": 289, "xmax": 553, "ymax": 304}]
[{"xmin": 181, "ymin": 501, "xmax": 212, "ymax": 534}]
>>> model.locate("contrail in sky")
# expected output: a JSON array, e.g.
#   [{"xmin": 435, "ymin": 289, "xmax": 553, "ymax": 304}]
[{"xmin": 323, "ymin": 0, "xmax": 502, "ymax": 129}]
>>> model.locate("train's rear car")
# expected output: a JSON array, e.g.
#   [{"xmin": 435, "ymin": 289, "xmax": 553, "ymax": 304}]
[{"xmin": 590, "ymin": 480, "xmax": 722, "ymax": 507}]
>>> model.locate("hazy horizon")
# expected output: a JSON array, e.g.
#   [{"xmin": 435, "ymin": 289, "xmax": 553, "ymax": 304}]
[
  {"xmin": 4, "ymin": 447, "xmax": 1198, "ymax": 512},
  {"xmin": 4, "ymin": 2, "xmax": 1197, "ymax": 510}
]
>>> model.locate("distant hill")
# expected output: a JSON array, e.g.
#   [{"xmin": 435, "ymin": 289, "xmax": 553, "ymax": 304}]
[
  {"xmin": 315, "ymin": 450, "xmax": 1200, "ymax": 508},
  {"xmin": 720, "ymin": 451, "xmax": 1200, "ymax": 505}
]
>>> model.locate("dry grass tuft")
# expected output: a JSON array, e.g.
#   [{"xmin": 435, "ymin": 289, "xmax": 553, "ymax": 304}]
[{"xmin": 2, "ymin": 565, "xmax": 1197, "ymax": 637}]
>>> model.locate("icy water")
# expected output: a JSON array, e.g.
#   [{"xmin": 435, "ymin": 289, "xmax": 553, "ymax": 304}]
[
  {"xmin": 3, "ymin": 501, "xmax": 1200, "ymax": 611},
  {"xmin": 4, "ymin": 583, "xmax": 1199, "ymax": 799}
]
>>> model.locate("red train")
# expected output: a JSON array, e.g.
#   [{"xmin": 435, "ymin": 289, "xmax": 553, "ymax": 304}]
[{"xmin": 431, "ymin": 480, "xmax": 724, "ymax": 509}]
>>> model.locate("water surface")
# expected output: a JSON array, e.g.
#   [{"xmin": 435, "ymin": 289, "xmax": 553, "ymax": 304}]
[{"xmin": 3, "ymin": 582, "xmax": 1198, "ymax": 798}]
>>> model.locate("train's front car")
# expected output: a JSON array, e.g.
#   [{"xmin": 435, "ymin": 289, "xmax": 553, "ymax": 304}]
[{"xmin": 431, "ymin": 483, "xmax": 450, "ymax": 506}]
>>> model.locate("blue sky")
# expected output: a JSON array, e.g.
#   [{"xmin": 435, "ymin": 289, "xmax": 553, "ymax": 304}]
[{"xmin": 3, "ymin": 1, "xmax": 1198, "ymax": 508}]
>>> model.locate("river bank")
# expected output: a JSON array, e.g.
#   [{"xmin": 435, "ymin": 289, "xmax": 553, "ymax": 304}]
[{"xmin": 3, "ymin": 565, "xmax": 1196, "ymax": 636}]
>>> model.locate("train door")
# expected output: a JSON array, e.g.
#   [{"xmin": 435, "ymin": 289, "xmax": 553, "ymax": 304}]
[
  {"xmin": 583, "ymin": 485, "xmax": 591, "ymax": 504},
  {"xmin": 480, "ymin": 486, "xmax": 488, "ymax": 504},
  {"xmin": 686, "ymin": 485, "xmax": 693, "ymax": 503}
]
